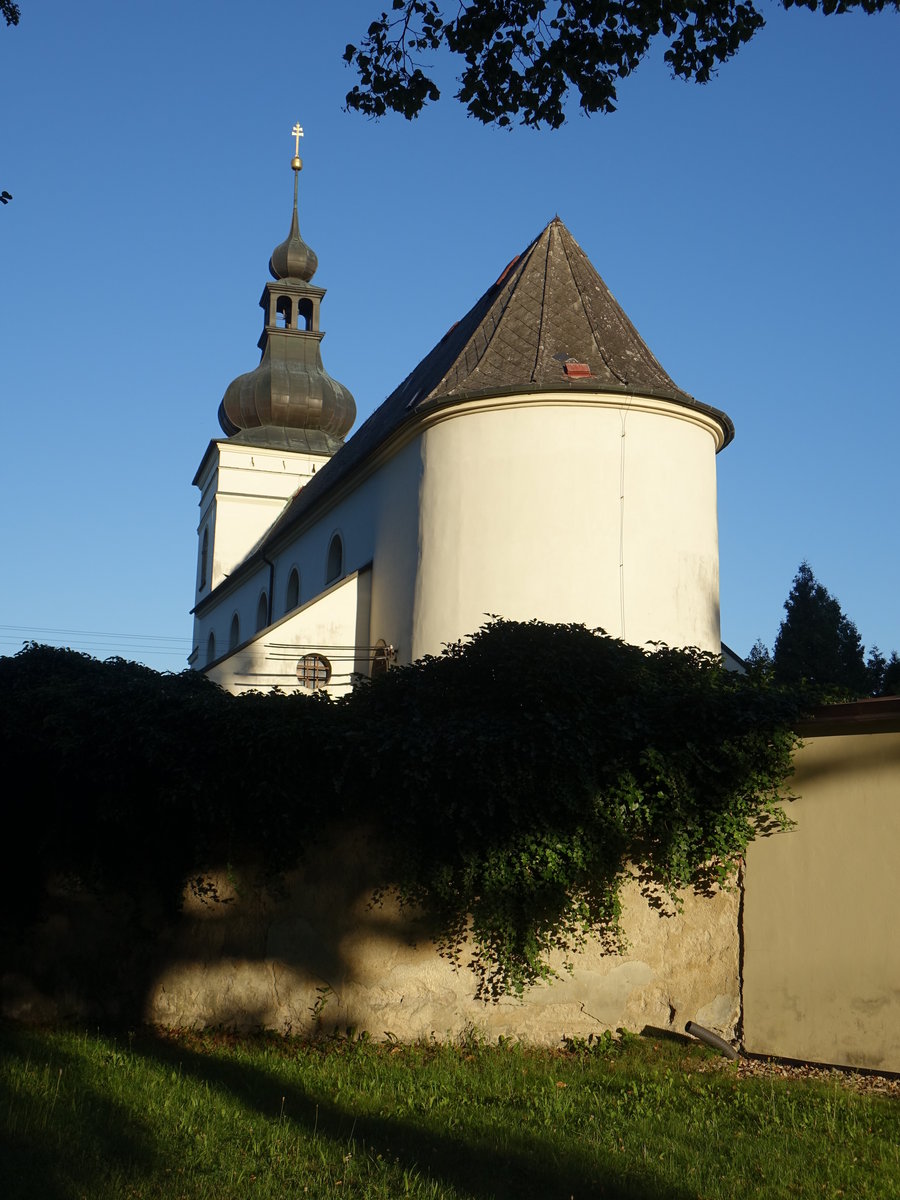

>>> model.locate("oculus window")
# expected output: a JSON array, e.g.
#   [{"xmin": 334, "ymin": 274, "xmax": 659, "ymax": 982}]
[{"xmin": 296, "ymin": 653, "xmax": 331, "ymax": 690}]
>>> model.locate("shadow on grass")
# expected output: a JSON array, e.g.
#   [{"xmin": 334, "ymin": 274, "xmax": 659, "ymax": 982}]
[
  {"xmin": 134, "ymin": 1031, "xmax": 696, "ymax": 1200},
  {"xmin": 0, "ymin": 1025, "xmax": 162, "ymax": 1200}
]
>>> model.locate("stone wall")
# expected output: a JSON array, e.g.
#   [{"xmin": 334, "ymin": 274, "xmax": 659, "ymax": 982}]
[
  {"xmin": 4, "ymin": 829, "xmax": 740, "ymax": 1045},
  {"xmin": 8, "ymin": 703, "xmax": 899, "ymax": 1069}
]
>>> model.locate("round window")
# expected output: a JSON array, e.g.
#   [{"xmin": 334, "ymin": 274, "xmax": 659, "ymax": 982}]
[{"xmin": 296, "ymin": 653, "xmax": 331, "ymax": 689}]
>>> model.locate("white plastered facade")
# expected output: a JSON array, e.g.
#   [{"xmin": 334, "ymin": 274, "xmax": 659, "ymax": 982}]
[{"xmin": 190, "ymin": 390, "xmax": 723, "ymax": 693}]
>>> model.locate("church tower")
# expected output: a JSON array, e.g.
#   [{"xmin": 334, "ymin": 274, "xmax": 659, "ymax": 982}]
[
  {"xmin": 190, "ymin": 157, "xmax": 730, "ymax": 688},
  {"xmin": 192, "ymin": 129, "xmax": 355, "ymax": 633}
]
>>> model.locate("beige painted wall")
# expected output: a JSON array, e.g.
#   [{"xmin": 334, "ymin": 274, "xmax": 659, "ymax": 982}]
[{"xmin": 743, "ymin": 710, "xmax": 900, "ymax": 1072}]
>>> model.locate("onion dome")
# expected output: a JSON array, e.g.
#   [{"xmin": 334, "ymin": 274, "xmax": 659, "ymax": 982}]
[
  {"xmin": 218, "ymin": 332, "xmax": 356, "ymax": 453},
  {"xmin": 218, "ymin": 145, "xmax": 355, "ymax": 454},
  {"xmin": 269, "ymin": 179, "xmax": 318, "ymax": 282}
]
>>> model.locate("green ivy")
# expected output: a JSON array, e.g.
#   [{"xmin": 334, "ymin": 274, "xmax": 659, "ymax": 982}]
[
  {"xmin": 0, "ymin": 623, "xmax": 811, "ymax": 1002},
  {"xmin": 340, "ymin": 621, "xmax": 807, "ymax": 998}
]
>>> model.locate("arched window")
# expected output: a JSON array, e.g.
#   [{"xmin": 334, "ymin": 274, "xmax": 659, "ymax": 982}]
[
  {"xmin": 207, "ymin": 630, "xmax": 216, "ymax": 664},
  {"xmin": 286, "ymin": 567, "xmax": 300, "ymax": 611},
  {"xmin": 326, "ymin": 533, "xmax": 343, "ymax": 584},
  {"xmin": 199, "ymin": 527, "xmax": 209, "ymax": 590},
  {"xmin": 256, "ymin": 591, "xmax": 268, "ymax": 633},
  {"xmin": 296, "ymin": 653, "xmax": 331, "ymax": 689},
  {"xmin": 275, "ymin": 295, "xmax": 292, "ymax": 328},
  {"xmin": 297, "ymin": 297, "xmax": 314, "ymax": 330},
  {"xmin": 229, "ymin": 613, "xmax": 240, "ymax": 651}
]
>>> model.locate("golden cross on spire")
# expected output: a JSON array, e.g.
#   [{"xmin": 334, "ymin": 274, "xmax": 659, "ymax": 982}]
[{"xmin": 291, "ymin": 122, "xmax": 304, "ymax": 173}]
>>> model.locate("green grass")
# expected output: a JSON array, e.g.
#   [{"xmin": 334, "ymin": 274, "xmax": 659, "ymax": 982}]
[{"xmin": 1, "ymin": 1024, "xmax": 897, "ymax": 1199}]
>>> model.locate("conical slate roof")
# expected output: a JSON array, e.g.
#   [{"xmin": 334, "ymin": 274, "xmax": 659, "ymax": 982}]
[
  {"xmin": 412, "ymin": 216, "xmax": 693, "ymax": 404},
  {"xmin": 248, "ymin": 217, "xmax": 733, "ymax": 556}
]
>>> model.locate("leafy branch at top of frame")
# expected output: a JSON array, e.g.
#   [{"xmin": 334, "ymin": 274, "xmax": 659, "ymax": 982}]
[{"xmin": 344, "ymin": 1, "xmax": 899, "ymax": 129}]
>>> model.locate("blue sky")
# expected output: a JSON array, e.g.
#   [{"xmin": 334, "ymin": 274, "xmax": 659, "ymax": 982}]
[{"xmin": 1, "ymin": 1, "xmax": 897, "ymax": 672}]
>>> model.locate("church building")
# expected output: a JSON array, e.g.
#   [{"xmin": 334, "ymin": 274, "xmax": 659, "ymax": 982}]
[{"xmin": 189, "ymin": 147, "xmax": 734, "ymax": 693}]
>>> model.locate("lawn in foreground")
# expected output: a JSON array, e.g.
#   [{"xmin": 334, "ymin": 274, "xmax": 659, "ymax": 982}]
[{"xmin": 1, "ymin": 1024, "xmax": 897, "ymax": 1199}]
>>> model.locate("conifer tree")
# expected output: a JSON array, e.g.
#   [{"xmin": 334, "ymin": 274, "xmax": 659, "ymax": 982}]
[
  {"xmin": 880, "ymin": 651, "xmax": 900, "ymax": 697},
  {"xmin": 772, "ymin": 562, "xmax": 870, "ymax": 695},
  {"xmin": 866, "ymin": 646, "xmax": 888, "ymax": 694}
]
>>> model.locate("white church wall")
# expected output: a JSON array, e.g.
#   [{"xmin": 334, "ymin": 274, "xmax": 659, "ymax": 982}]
[
  {"xmin": 195, "ymin": 389, "xmax": 722, "ymax": 689},
  {"xmin": 411, "ymin": 395, "xmax": 723, "ymax": 661},
  {"xmin": 362, "ymin": 438, "xmax": 423, "ymax": 664},
  {"xmin": 194, "ymin": 441, "xmax": 329, "ymax": 597},
  {"xmin": 618, "ymin": 407, "xmax": 721, "ymax": 651},
  {"xmin": 275, "ymin": 502, "xmax": 371, "ymax": 609},
  {"xmin": 195, "ymin": 560, "xmax": 270, "ymax": 669},
  {"xmin": 205, "ymin": 568, "xmax": 371, "ymax": 696},
  {"xmin": 211, "ymin": 493, "xmax": 291, "ymax": 584},
  {"xmin": 264, "ymin": 437, "xmax": 425, "ymax": 667}
]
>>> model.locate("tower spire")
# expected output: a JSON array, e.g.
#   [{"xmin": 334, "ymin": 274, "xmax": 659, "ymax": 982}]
[
  {"xmin": 217, "ymin": 128, "xmax": 355, "ymax": 453},
  {"xmin": 290, "ymin": 123, "xmax": 303, "ymax": 220},
  {"xmin": 269, "ymin": 121, "xmax": 317, "ymax": 282}
]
